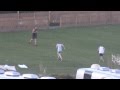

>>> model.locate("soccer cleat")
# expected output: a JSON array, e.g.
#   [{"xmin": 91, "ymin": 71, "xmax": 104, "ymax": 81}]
[
  {"xmin": 58, "ymin": 58, "xmax": 60, "ymax": 60},
  {"xmin": 58, "ymin": 57, "xmax": 61, "ymax": 61},
  {"xmin": 60, "ymin": 58, "xmax": 62, "ymax": 61}
]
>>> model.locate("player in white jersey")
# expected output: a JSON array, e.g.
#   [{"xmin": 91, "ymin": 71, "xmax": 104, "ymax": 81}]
[
  {"xmin": 56, "ymin": 43, "xmax": 65, "ymax": 61},
  {"xmin": 98, "ymin": 46, "xmax": 105, "ymax": 62}
]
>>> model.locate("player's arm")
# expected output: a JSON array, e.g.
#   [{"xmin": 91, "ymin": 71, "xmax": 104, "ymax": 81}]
[
  {"xmin": 63, "ymin": 44, "xmax": 65, "ymax": 50},
  {"xmin": 32, "ymin": 28, "xmax": 35, "ymax": 33},
  {"xmin": 35, "ymin": 30, "xmax": 38, "ymax": 33},
  {"xmin": 36, "ymin": 27, "xmax": 39, "ymax": 32},
  {"xmin": 56, "ymin": 44, "xmax": 58, "ymax": 49},
  {"xmin": 104, "ymin": 47, "xmax": 105, "ymax": 52},
  {"xmin": 97, "ymin": 47, "xmax": 99, "ymax": 53}
]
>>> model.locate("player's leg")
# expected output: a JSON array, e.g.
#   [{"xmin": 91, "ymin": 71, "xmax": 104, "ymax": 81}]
[
  {"xmin": 34, "ymin": 33, "xmax": 37, "ymax": 46},
  {"xmin": 101, "ymin": 55, "xmax": 104, "ymax": 62},
  {"xmin": 59, "ymin": 53, "xmax": 62, "ymax": 61},
  {"xmin": 99, "ymin": 53, "xmax": 102, "ymax": 62},
  {"xmin": 57, "ymin": 52, "xmax": 60, "ymax": 60},
  {"xmin": 58, "ymin": 52, "xmax": 62, "ymax": 61},
  {"xmin": 29, "ymin": 38, "xmax": 33, "ymax": 44},
  {"xmin": 29, "ymin": 34, "xmax": 34, "ymax": 44},
  {"xmin": 57, "ymin": 52, "xmax": 62, "ymax": 61},
  {"xmin": 100, "ymin": 56, "xmax": 103, "ymax": 60},
  {"xmin": 34, "ymin": 39, "xmax": 37, "ymax": 46},
  {"xmin": 100, "ymin": 53, "xmax": 104, "ymax": 62}
]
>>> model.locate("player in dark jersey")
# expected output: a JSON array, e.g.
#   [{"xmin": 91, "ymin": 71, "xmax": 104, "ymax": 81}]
[{"xmin": 29, "ymin": 27, "xmax": 38, "ymax": 46}]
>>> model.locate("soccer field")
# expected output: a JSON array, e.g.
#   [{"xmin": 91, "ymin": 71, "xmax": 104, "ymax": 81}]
[{"xmin": 0, "ymin": 25, "xmax": 120, "ymax": 78}]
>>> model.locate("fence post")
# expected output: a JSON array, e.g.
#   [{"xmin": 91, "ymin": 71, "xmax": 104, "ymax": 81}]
[
  {"xmin": 110, "ymin": 11, "xmax": 112, "ymax": 24},
  {"xmin": 48, "ymin": 11, "xmax": 51, "ymax": 22},
  {"xmin": 48, "ymin": 11, "xmax": 51, "ymax": 29},
  {"xmin": 17, "ymin": 11, "xmax": 21, "ymax": 28},
  {"xmin": 76, "ymin": 15, "xmax": 78, "ymax": 25},
  {"xmin": 17, "ymin": 11, "xmax": 20, "ymax": 20},
  {"xmin": 17, "ymin": 11, "xmax": 20, "ymax": 25},
  {"xmin": 18, "ymin": 11, "xmax": 23, "ymax": 25},
  {"xmin": 89, "ymin": 13, "xmax": 91, "ymax": 25},
  {"xmin": 60, "ymin": 16, "xmax": 62, "ymax": 27},
  {"xmin": 34, "ymin": 12, "xmax": 36, "ymax": 26}
]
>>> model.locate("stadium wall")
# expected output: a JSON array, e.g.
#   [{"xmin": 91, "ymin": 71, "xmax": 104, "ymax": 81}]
[{"xmin": 0, "ymin": 11, "xmax": 120, "ymax": 32}]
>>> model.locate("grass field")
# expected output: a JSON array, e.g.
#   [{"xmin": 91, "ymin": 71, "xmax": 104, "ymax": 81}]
[{"xmin": 0, "ymin": 25, "xmax": 120, "ymax": 78}]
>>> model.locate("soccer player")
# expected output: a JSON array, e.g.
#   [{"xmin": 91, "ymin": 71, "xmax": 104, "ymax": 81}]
[
  {"xmin": 56, "ymin": 43, "xmax": 65, "ymax": 61},
  {"xmin": 98, "ymin": 45, "xmax": 105, "ymax": 62},
  {"xmin": 29, "ymin": 27, "xmax": 38, "ymax": 46}
]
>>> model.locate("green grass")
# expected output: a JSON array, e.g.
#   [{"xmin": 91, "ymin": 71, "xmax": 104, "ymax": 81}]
[{"xmin": 0, "ymin": 25, "xmax": 120, "ymax": 77}]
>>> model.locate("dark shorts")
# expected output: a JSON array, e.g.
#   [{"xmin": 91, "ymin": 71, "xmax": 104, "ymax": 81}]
[
  {"xmin": 58, "ymin": 51, "xmax": 62, "ymax": 53},
  {"xmin": 99, "ymin": 53, "xmax": 104, "ymax": 56},
  {"xmin": 32, "ymin": 33, "xmax": 37, "ymax": 39}
]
